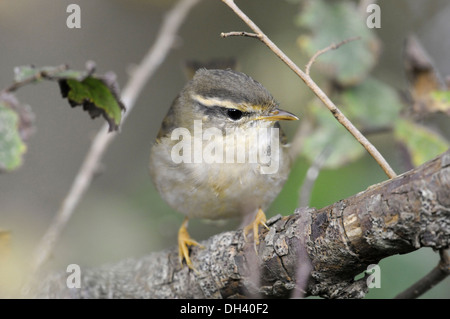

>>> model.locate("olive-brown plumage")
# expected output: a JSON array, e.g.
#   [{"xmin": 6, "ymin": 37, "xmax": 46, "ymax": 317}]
[{"xmin": 149, "ymin": 68, "xmax": 298, "ymax": 269}]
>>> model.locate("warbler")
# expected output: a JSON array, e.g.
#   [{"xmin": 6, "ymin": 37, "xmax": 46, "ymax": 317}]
[{"xmin": 149, "ymin": 68, "xmax": 298, "ymax": 269}]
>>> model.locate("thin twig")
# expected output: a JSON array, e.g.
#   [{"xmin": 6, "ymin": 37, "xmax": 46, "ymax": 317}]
[
  {"xmin": 2, "ymin": 65, "xmax": 69, "ymax": 93},
  {"xmin": 220, "ymin": 0, "xmax": 397, "ymax": 179},
  {"xmin": 220, "ymin": 31, "xmax": 260, "ymax": 39},
  {"xmin": 305, "ymin": 36, "xmax": 361, "ymax": 76},
  {"xmin": 394, "ymin": 249, "xmax": 449, "ymax": 299},
  {"xmin": 28, "ymin": 0, "xmax": 201, "ymax": 279}
]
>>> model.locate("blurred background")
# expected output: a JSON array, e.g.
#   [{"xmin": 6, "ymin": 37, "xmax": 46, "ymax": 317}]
[{"xmin": 0, "ymin": 0, "xmax": 449, "ymax": 298}]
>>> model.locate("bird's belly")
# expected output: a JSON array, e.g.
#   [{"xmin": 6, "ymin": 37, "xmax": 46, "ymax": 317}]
[
  {"xmin": 158, "ymin": 161, "xmax": 286, "ymax": 220},
  {"xmin": 150, "ymin": 134, "xmax": 290, "ymax": 220}
]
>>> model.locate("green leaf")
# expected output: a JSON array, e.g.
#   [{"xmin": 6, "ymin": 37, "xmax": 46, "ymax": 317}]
[
  {"xmin": 341, "ymin": 77, "xmax": 403, "ymax": 130},
  {"xmin": 59, "ymin": 75, "xmax": 124, "ymax": 131},
  {"xmin": 296, "ymin": 0, "xmax": 380, "ymax": 86},
  {"xmin": 394, "ymin": 119, "xmax": 449, "ymax": 167},
  {"xmin": 302, "ymin": 105, "xmax": 364, "ymax": 168},
  {"xmin": 13, "ymin": 63, "xmax": 124, "ymax": 131},
  {"xmin": 0, "ymin": 99, "xmax": 27, "ymax": 172}
]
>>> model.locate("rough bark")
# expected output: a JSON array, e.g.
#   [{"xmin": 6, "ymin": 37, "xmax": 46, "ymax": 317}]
[{"xmin": 29, "ymin": 150, "xmax": 450, "ymax": 298}]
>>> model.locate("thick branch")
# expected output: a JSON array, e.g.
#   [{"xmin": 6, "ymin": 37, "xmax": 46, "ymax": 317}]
[{"xmin": 29, "ymin": 150, "xmax": 450, "ymax": 299}]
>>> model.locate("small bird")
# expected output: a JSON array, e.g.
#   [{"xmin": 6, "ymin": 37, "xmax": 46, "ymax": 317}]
[{"xmin": 149, "ymin": 68, "xmax": 298, "ymax": 269}]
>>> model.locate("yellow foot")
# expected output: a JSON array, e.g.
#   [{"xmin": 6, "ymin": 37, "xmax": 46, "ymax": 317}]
[
  {"xmin": 243, "ymin": 208, "xmax": 270, "ymax": 250},
  {"xmin": 178, "ymin": 217, "xmax": 203, "ymax": 270}
]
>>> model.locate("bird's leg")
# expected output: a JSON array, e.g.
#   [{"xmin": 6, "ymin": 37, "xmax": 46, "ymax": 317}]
[
  {"xmin": 178, "ymin": 217, "xmax": 203, "ymax": 270},
  {"xmin": 243, "ymin": 208, "xmax": 270, "ymax": 251}
]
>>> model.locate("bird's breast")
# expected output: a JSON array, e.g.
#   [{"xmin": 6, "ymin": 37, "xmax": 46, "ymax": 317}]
[{"xmin": 150, "ymin": 127, "xmax": 290, "ymax": 220}]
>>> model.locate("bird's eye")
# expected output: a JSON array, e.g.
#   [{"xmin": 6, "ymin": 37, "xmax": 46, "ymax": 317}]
[{"xmin": 227, "ymin": 108, "xmax": 243, "ymax": 121}]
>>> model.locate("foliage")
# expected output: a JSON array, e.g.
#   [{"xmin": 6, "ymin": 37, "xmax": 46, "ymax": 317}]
[
  {"xmin": 293, "ymin": 0, "xmax": 449, "ymax": 170},
  {"xmin": 0, "ymin": 63, "xmax": 124, "ymax": 172}
]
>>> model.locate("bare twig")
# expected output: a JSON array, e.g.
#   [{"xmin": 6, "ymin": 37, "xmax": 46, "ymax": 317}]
[
  {"xmin": 394, "ymin": 249, "xmax": 450, "ymax": 299},
  {"xmin": 220, "ymin": 0, "xmax": 397, "ymax": 179},
  {"xmin": 2, "ymin": 65, "xmax": 69, "ymax": 93},
  {"xmin": 220, "ymin": 31, "xmax": 260, "ymax": 39},
  {"xmin": 305, "ymin": 36, "xmax": 361, "ymax": 76},
  {"xmin": 28, "ymin": 0, "xmax": 201, "ymax": 280},
  {"xmin": 28, "ymin": 150, "xmax": 450, "ymax": 299}
]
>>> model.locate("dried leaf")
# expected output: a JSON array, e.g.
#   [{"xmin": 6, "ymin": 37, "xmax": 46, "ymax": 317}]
[{"xmin": 403, "ymin": 35, "xmax": 448, "ymax": 117}]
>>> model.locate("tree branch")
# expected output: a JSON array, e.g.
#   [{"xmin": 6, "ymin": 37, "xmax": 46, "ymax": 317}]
[
  {"xmin": 220, "ymin": 0, "xmax": 397, "ymax": 179},
  {"xmin": 29, "ymin": 150, "xmax": 450, "ymax": 299}
]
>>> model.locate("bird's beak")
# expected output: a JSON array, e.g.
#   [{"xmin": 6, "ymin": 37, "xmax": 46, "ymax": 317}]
[{"xmin": 257, "ymin": 108, "xmax": 299, "ymax": 121}]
